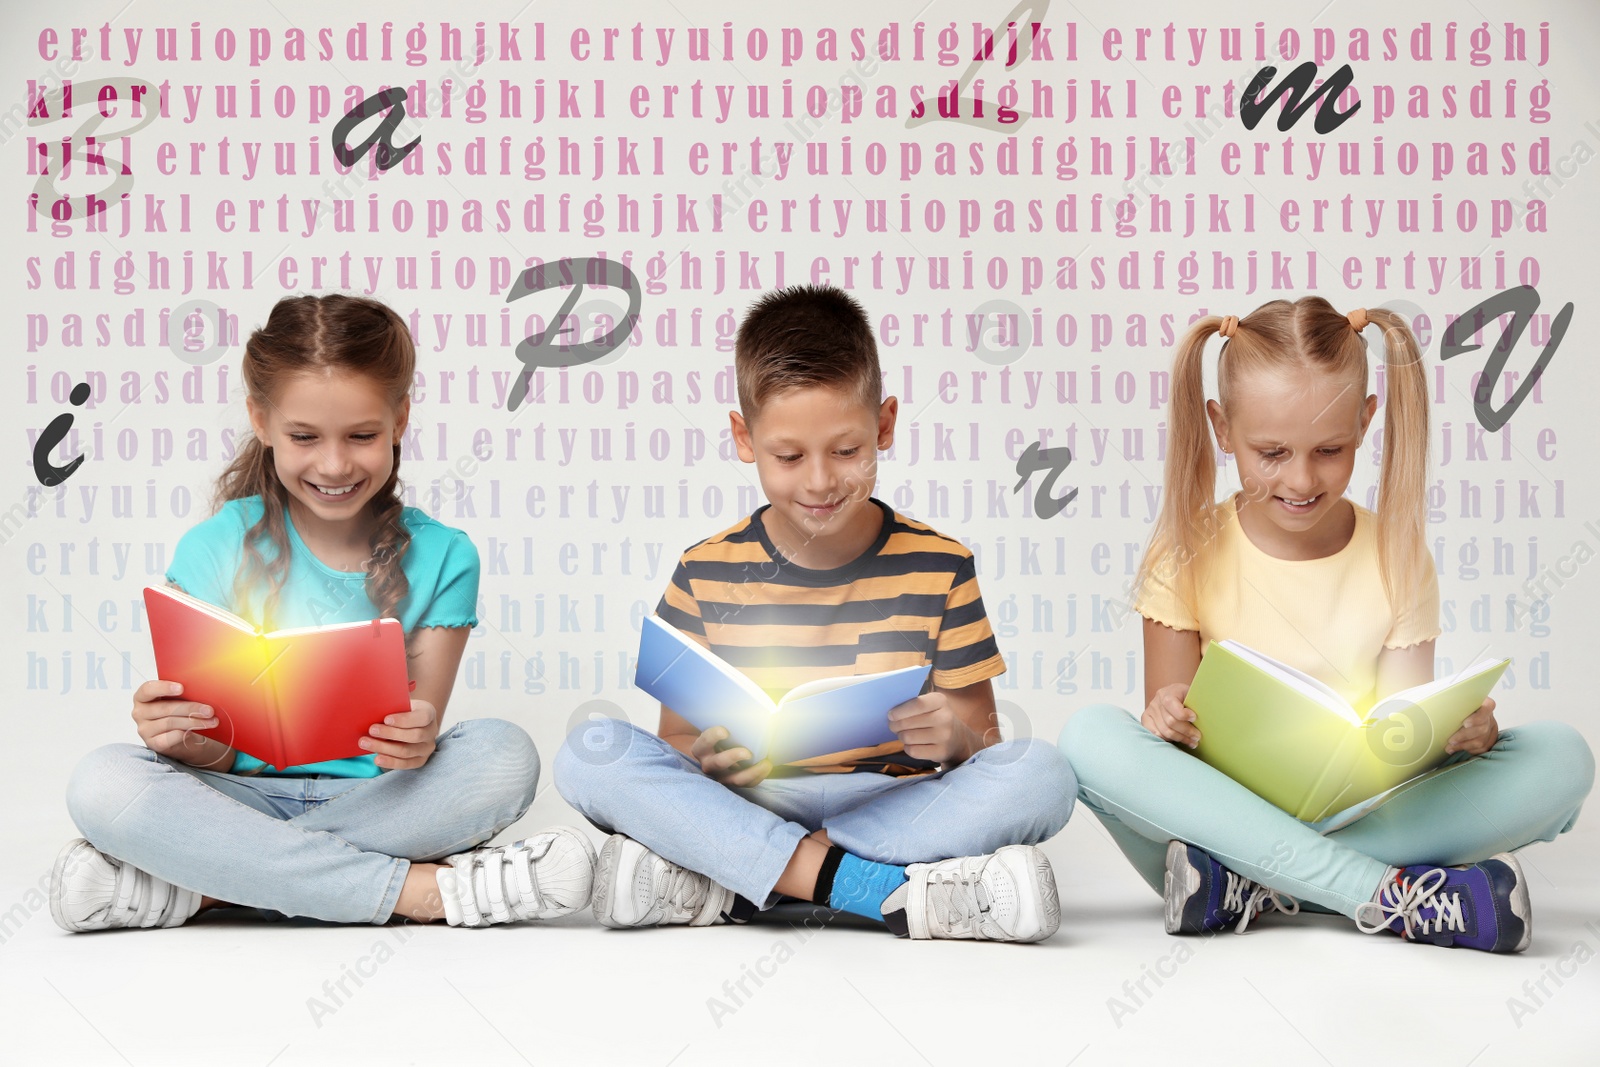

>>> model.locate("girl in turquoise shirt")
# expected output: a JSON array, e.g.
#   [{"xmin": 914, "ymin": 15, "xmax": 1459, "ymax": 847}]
[{"xmin": 51, "ymin": 294, "xmax": 593, "ymax": 931}]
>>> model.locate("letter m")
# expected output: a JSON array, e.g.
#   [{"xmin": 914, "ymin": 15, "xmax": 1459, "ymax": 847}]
[{"xmin": 1240, "ymin": 62, "xmax": 1361, "ymax": 134}]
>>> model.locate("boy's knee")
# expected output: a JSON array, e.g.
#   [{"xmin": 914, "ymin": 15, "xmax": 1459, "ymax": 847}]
[
  {"xmin": 996, "ymin": 735, "xmax": 1076, "ymax": 786},
  {"xmin": 1003, "ymin": 736, "xmax": 1078, "ymax": 830},
  {"xmin": 554, "ymin": 716, "xmax": 646, "ymax": 806},
  {"xmin": 65, "ymin": 743, "xmax": 158, "ymax": 844},
  {"xmin": 960, "ymin": 737, "xmax": 1076, "ymax": 846}
]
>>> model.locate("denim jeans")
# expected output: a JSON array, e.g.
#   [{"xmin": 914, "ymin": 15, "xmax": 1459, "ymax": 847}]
[
  {"xmin": 65, "ymin": 718, "xmax": 540, "ymax": 923},
  {"xmin": 1060, "ymin": 705, "xmax": 1595, "ymax": 917},
  {"xmin": 554, "ymin": 718, "xmax": 1077, "ymax": 907}
]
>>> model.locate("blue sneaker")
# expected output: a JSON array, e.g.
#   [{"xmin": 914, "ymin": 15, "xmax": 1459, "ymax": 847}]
[
  {"xmin": 1164, "ymin": 840, "xmax": 1300, "ymax": 935},
  {"xmin": 1354, "ymin": 853, "xmax": 1531, "ymax": 952}
]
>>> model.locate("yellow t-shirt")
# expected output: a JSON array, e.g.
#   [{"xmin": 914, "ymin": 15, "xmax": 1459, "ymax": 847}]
[{"xmin": 1135, "ymin": 495, "xmax": 1440, "ymax": 711}]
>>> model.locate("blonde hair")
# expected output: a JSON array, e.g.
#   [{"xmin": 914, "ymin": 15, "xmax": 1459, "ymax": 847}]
[{"xmin": 1139, "ymin": 296, "xmax": 1430, "ymax": 610}]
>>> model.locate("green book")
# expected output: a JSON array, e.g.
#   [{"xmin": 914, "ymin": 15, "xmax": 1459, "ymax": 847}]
[{"xmin": 1184, "ymin": 640, "xmax": 1509, "ymax": 823}]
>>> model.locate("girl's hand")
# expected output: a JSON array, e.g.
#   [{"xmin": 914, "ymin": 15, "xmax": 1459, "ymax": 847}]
[
  {"xmin": 1142, "ymin": 682, "xmax": 1200, "ymax": 748},
  {"xmin": 691, "ymin": 726, "xmax": 772, "ymax": 786},
  {"xmin": 889, "ymin": 691, "xmax": 982, "ymax": 764},
  {"xmin": 1445, "ymin": 697, "xmax": 1500, "ymax": 756},
  {"xmin": 131, "ymin": 680, "xmax": 232, "ymax": 769},
  {"xmin": 361, "ymin": 699, "xmax": 440, "ymax": 770}
]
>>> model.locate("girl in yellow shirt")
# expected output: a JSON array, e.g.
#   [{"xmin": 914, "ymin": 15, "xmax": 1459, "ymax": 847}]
[{"xmin": 1059, "ymin": 297, "xmax": 1592, "ymax": 952}]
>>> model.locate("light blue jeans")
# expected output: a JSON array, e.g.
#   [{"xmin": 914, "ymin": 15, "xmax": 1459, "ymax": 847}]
[
  {"xmin": 1059, "ymin": 705, "xmax": 1595, "ymax": 918},
  {"xmin": 65, "ymin": 718, "xmax": 539, "ymax": 924},
  {"xmin": 554, "ymin": 718, "xmax": 1077, "ymax": 907}
]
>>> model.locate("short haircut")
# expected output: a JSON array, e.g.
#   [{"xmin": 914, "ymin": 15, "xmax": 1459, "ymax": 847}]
[{"xmin": 735, "ymin": 285, "xmax": 881, "ymax": 418}]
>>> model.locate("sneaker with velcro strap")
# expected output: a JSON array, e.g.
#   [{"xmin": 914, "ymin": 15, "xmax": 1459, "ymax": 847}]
[
  {"xmin": 436, "ymin": 826, "xmax": 597, "ymax": 927},
  {"xmin": 50, "ymin": 838, "xmax": 201, "ymax": 933}
]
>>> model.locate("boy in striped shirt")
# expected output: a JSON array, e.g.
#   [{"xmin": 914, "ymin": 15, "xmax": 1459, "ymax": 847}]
[{"xmin": 556, "ymin": 285, "xmax": 1076, "ymax": 941}]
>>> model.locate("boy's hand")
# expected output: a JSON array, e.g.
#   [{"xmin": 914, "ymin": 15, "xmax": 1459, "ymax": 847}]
[
  {"xmin": 691, "ymin": 726, "xmax": 772, "ymax": 786},
  {"xmin": 889, "ymin": 692, "xmax": 982, "ymax": 765},
  {"xmin": 361, "ymin": 699, "xmax": 440, "ymax": 770},
  {"xmin": 1142, "ymin": 682, "xmax": 1200, "ymax": 748},
  {"xmin": 132, "ymin": 680, "xmax": 230, "ymax": 768},
  {"xmin": 1445, "ymin": 697, "xmax": 1500, "ymax": 756}
]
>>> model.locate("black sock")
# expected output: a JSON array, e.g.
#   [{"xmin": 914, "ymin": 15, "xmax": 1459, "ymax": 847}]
[{"xmin": 810, "ymin": 845, "xmax": 848, "ymax": 906}]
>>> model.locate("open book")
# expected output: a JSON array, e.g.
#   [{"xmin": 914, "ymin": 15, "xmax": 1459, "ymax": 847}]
[
  {"xmin": 143, "ymin": 585, "xmax": 413, "ymax": 770},
  {"xmin": 1184, "ymin": 640, "xmax": 1509, "ymax": 823},
  {"xmin": 634, "ymin": 615, "xmax": 931, "ymax": 765}
]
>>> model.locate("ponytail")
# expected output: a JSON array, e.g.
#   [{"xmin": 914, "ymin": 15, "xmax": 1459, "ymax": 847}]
[
  {"xmin": 1363, "ymin": 306, "xmax": 1431, "ymax": 609},
  {"xmin": 1138, "ymin": 316, "xmax": 1227, "ymax": 605}
]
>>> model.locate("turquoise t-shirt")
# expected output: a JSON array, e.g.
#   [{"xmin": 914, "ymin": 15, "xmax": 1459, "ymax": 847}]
[{"xmin": 165, "ymin": 496, "xmax": 480, "ymax": 778}]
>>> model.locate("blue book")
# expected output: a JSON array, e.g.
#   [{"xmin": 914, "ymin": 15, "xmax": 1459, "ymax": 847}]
[{"xmin": 635, "ymin": 615, "xmax": 931, "ymax": 765}]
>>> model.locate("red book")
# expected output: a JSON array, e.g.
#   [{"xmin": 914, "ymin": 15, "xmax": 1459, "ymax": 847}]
[{"xmin": 143, "ymin": 585, "xmax": 412, "ymax": 770}]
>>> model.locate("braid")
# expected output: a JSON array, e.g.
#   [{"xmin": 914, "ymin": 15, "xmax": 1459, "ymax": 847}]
[
  {"xmin": 222, "ymin": 438, "xmax": 293, "ymax": 630},
  {"xmin": 364, "ymin": 444, "xmax": 413, "ymax": 622}
]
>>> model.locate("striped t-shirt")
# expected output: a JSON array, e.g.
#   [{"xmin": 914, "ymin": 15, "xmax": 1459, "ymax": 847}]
[{"xmin": 655, "ymin": 499, "xmax": 1006, "ymax": 775}]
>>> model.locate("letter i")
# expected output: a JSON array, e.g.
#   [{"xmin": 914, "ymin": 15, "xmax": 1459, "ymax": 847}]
[{"xmin": 33, "ymin": 383, "xmax": 91, "ymax": 486}]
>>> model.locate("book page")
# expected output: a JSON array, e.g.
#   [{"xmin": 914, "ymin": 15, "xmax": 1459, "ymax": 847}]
[
  {"xmin": 147, "ymin": 585, "xmax": 259, "ymax": 635},
  {"xmin": 776, "ymin": 664, "xmax": 926, "ymax": 706},
  {"xmin": 1367, "ymin": 659, "xmax": 1508, "ymax": 721},
  {"xmin": 1217, "ymin": 639, "xmax": 1358, "ymax": 722}
]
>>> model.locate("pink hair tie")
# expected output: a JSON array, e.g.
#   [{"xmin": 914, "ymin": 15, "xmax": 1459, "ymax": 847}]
[
  {"xmin": 1347, "ymin": 308, "xmax": 1369, "ymax": 331},
  {"xmin": 1218, "ymin": 315, "xmax": 1239, "ymax": 339}
]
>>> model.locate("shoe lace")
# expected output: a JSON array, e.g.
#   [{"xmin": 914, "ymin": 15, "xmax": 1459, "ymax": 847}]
[
  {"xmin": 1355, "ymin": 868, "xmax": 1462, "ymax": 938},
  {"xmin": 926, "ymin": 866, "xmax": 992, "ymax": 938},
  {"xmin": 1232, "ymin": 881, "xmax": 1301, "ymax": 934},
  {"xmin": 655, "ymin": 863, "xmax": 711, "ymax": 923}
]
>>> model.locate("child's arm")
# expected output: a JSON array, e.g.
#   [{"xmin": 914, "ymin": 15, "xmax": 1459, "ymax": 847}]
[
  {"xmin": 1142, "ymin": 617, "xmax": 1203, "ymax": 747},
  {"xmin": 1376, "ymin": 639, "xmax": 1500, "ymax": 754},
  {"xmin": 130, "ymin": 680, "xmax": 236, "ymax": 772},
  {"xmin": 1374, "ymin": 640, "xmax": 1434, "ymax": 696},
  {"xmin": 135, "ymin": 579, "xmax": 237, "ymax": 771},
  {"xmin": 888, "ymin": 678, "xmax": 999, "ymax": 767},
  {"xmin": 658, "ymin": 704, "xmax": 772, "ymax": 785},
  {"xmin": 360, "ymin": 625, "xmax": 469, "ymax": 771}
]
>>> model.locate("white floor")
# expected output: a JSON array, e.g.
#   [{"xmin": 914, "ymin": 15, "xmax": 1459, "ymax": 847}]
[{"xmin": 4, "ymin": 797, "xmax": 1598, "ymax": 1067}]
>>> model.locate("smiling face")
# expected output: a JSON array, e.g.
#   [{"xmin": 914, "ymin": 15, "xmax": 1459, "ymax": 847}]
[
  {"xmin": 1207, "ymin": 366, "xmax": 1377, "ymax": 558},
  {"xmin": 247, "ymin": 368, "xmax": 409, "ymax": 554},
  {"xmin": 731, "ymin": 384, "xmax": 897, "ymax": 570}
]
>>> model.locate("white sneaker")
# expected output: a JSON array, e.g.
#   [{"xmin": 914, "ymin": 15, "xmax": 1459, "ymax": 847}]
[
  {"xmin": 436, "ymin": 826, "xmax": 597, "ymax": 927},
  {"xmin": 880, "ymin": 844, "xmax": 1060, "ymax": 942},
  {"xmin": 50, "ymin": 839, "xmax": 201, "ymax": 933},
  {"xmin": 590, "ymin": 834, "xmax": 736, "ymax": 928}
]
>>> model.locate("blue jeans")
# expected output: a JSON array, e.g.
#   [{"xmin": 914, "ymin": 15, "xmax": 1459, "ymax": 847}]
[
  {"xmin": 65, "ymin": 718, "xmax": 540, "ymax": 924},
  {"xmin": 1059, "ymin": 705, "xmax": 1595, "ymax": 918},
  {"xmin": 554, "ymin": 718, "xmax": 1077, "ymax": 907}
]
